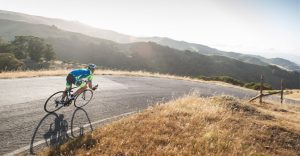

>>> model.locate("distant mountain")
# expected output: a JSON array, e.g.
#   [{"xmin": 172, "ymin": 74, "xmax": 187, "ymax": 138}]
[
  {"xmin": 138, "ymin": 37, "xmax": 222, "ymax": 55},
  {"xmin": 0, "ymin": 10, "xmax": 299, "ymax": 72},
  {"xmin": 0, "ymin": 10, "xmax": 133, "ymax": 43},
  {"xmin": 268, "ymin": 58, "xmax": 300, "ymax": 71},
  {"xmin": 0, "ymin": 19, "xmax": 299, "ymax": 89},
  {"xmin": 0, "ymin": 19, "xmax": 114, "ymax": 44},
  {"xmin": 139, "ymin": 37, "xmax": 300, "ymax": 72}
]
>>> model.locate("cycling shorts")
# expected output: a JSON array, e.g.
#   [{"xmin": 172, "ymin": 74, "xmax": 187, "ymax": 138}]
[{"xmin": 66, "ymin": 74, "xmax": 86, "ymax": 89}]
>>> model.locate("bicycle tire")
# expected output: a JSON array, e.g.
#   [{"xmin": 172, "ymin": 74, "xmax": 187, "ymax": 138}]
[
  {"xmin": 74, "ymin": 90, "xmax": 93, "ymax": 108},
  {"xmin": 44, "ymin": 91, "xmax": 65, "ymax": 113}
]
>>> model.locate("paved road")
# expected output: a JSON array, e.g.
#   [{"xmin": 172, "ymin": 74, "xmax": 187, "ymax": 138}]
[{"xmin": 0, "ymin": 75, "xmax": 298, "ymax": 155}]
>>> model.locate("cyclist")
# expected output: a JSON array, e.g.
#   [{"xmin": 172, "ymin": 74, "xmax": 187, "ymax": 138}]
[{"xmin": 62, "ymin": 63, "xmax": 98, "ymax": 102}]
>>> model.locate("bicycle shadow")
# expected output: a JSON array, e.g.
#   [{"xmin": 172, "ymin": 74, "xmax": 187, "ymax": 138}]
[
  {"xmin": 71, "ymin": 107, "xmax": 94, "ymax": 138},
  {"xmin": 29, "ymin": 108, "xmax": 93, "ymax": 155}
]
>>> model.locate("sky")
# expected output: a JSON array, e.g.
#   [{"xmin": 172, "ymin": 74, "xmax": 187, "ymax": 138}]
[{"xmin": 0, "ymin": 0, "xmax": 299, "ymax": 62}]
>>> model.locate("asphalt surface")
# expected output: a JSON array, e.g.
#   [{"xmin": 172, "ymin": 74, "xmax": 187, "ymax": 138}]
[{"xmin": 0, "ymin": 75, "xmax": 299, "ymax": 155}]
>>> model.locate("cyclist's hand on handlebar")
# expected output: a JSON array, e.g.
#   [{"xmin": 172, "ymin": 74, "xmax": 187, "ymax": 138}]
[{"xmin": 92, "ymin": 84, "xmax": 98, "ymax": 90}]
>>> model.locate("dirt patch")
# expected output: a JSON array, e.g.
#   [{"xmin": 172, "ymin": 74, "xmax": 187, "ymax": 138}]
[{"xmin": 217, "ymin": 96, "xmax": 275, "ymax": 120}]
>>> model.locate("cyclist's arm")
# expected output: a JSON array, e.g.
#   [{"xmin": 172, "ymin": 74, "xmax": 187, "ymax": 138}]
[
  {"xmin": 87, "ymin": 74, "xmax": 93, "ymax": 89},
  {"xmin": 87, "ymin": 81, "xmax": 93, "ymax": 89}
]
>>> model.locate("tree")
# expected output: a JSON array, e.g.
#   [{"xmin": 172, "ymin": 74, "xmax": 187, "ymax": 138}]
[
  {"xmin": 44, "ymin": 44, "xmax": 55, "ymax": 61},
  {"xmin": 0, "ymin": 53, "xmax": 23, "ymax": 71},
  {"xmin": 27, "ymin": 37, "xmax": 45, "ymax": 62},
  {"xmin": 0, "ymin": 38, "xmax": 10, "ymax": 53},
  {"xmin": 10, "ymin": 36, "xmax": 30, "ymax": 59},
  {"xmin": 8, "ymin": 36, "xmax": 56, "ymax": 62}
]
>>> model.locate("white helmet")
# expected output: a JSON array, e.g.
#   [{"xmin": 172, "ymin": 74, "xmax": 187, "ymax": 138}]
[{"xmin": 88, "ymin": 63, "xmax": 97, "ymax": 70}]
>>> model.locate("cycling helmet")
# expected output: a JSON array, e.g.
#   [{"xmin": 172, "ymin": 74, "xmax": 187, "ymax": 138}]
[{"xmin": 87, "ymin": 63, "xmax": 97, "ymax": 70}]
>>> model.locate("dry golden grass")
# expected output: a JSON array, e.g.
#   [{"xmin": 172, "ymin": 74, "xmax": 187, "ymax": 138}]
[
  {"xmin": 284, "ymin": 90, "xmax": 300, "ymax": 100},
  {"xmin": 0, "ymin": 69, "xmax": 69, "ymax": 79},
  {"xmin": 264, "ymin": 90, "xmax": 300, "ymax": 101},
  {"xmin": 39, "ymin": 94, "xmax": 300, "ymax": 156}
]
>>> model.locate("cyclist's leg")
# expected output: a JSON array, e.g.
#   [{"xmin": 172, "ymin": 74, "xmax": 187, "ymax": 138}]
[
  {"xmin": 62, "ymin": 83, "xmax": 71, "ymax": 100},
  {"xmin": 62, "ymin": 74, "xmax": 74, "ymax": 100},
  {"xmin": 74, "ymin": 81, "xmax": 87, "ymax": 97}
]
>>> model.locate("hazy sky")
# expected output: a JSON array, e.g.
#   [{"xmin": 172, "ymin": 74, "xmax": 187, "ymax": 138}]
[{"xmin": 1, "ymin": 0, "xmax": 299, "ymax": 60}]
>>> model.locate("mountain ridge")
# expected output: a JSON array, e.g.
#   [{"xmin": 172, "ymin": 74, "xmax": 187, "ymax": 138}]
[
  {"xmin": 1, "ymin": 19, "xmax": 299, "ymax": 89},
  {"xmin": 0, "ymin": 9, "xmax": 299, "ymax": 71}
]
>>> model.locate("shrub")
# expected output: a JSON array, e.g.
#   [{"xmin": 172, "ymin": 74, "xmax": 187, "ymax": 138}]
[
  {"xmin": 196, "ymin": 75, "xmax": 245, "ymax": 86},
  {"xmin": 0, "ymin": 53, "xmax": 23, "ymax": 71},
  {"xmin": 244, "ymin": 82, "xmax": 272, "ymax": 90},
  {"xmin": 212, "ymin": 76, "xmax": 245, "ymax": 86}
]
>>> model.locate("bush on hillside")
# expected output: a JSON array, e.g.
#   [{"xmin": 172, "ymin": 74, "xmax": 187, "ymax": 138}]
[
  {"xmin": 196, "ymin": 75, "xmax": 245, "ymax": 86},
  {"xmin": 0, "ymin": 36, "xmax": 56, "ymax": 71},
  {"xmin": 10, "ymin": 36, "xmax": 55, "ymax": 61},
  {"xmin": 0, "ymin": 53, "xmax": 23, "ymax": 71},
  {"xmin": 0, "ymin": 38, "xmax": 10, "ymax": 53},
  {"xmin": 244, "ymin": 82, "xmax": 272, "ymax": 90},
  {"xmin": 211, "ymin": 76, "xmax": 245, "ymax": 86}
]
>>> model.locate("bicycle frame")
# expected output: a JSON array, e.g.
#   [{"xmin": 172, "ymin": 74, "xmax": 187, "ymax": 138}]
[
  {"xmin": 44, "ymin": 83, "xmax": 97, "ymax": 113},
  {"xmin": 65, "ymin": 82, "xmax": 97, "ymax": 103},
  {"xmin": 66, "ymin": 86, "xmax": 78, "ymax": 95},
  {"xmin": 66, "ymin": 80, "xmax": 89, "ymax": 95}
]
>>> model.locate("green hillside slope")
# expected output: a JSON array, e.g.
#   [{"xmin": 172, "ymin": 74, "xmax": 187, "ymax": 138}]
[
  {"xmin": 0, "ymin": 19, "xmax": 299, "ymax": 89},
  {"xmin": 1, "ymin": 10, "xmax": 299, "ymax": 71}
]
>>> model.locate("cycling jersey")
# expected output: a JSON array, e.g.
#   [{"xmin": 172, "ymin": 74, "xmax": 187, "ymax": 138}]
[
  {"xmin": 66, "ymin": 68, "xmax": 94, "ymax": 89},
  {"xmin": 70, "ymin": 68, "xmax": 93, "ymax": 81}
]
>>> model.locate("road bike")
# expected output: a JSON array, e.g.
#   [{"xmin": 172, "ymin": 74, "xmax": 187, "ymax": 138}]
[{"xmin": 44, "ymin": 84, "xmax": 98, "ymax": 113}]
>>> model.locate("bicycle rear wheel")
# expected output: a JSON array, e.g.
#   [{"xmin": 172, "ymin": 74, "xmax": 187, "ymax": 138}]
[
  {"xmin": 74, "ymin": 90, "xmax": 93, "ymax": 108},
  {"xmin": 44, "ymin": 91, "xmax": 66, "ymax": 113}
]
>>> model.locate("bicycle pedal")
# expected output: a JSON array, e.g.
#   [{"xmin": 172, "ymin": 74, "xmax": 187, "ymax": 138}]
[{"xmin": 64, "ymin": 101, "xmax": 72, "ymax": 107}]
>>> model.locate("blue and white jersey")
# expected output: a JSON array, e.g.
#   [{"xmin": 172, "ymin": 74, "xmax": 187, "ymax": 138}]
[{"xmin": 70, "ymin": 68, "xmax": 93, "ymax": 81}]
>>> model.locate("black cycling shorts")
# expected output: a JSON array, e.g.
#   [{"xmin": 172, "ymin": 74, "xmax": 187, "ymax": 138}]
[{"xmin": 66, "ymin": 74, "xmax": 76, "ymax": 88}]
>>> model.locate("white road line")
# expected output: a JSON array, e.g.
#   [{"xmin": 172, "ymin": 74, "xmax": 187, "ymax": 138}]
[{"xmin": 4, "ymin": 111, "xmax": 136, "ymax": 156}]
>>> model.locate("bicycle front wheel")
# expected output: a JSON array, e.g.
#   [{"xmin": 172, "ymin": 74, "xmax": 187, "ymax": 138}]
[
  {"xmin": 44, "ymin": 91, "xmax": 65, "ymax": 113},
  {"xmin": 74, "ymin": 90, "xmax": 93, "ymax": 108}
]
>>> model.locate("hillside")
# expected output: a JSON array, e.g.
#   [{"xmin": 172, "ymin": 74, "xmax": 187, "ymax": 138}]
[
  {"xmin": 0, "ymin": 10, "xmax": 132, "ymax": 43},
  {"xmin": 0, "ymin": 10, "xmax": 300, "ymax": 72},
  {"xmin": 123, "ymin": 42, "xmax": 300, "ymax": 89},
  {"xmin": 0, "ymin": 19, "xmax": 299, "ymax": 89},
  {"xmin": 269, "ymin": 58, "xmax": 300, "ymax": 71},
  {"xmin": 139, "ymin": 37, "xmax": 300, "ymax": 72},
  {"xmin": 39, "ymin": 95, "xmax": 300, "ymax": 155},
  {"xmin": 138, "ymin": 37, "xmax": 222, "ymax": 56}
]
